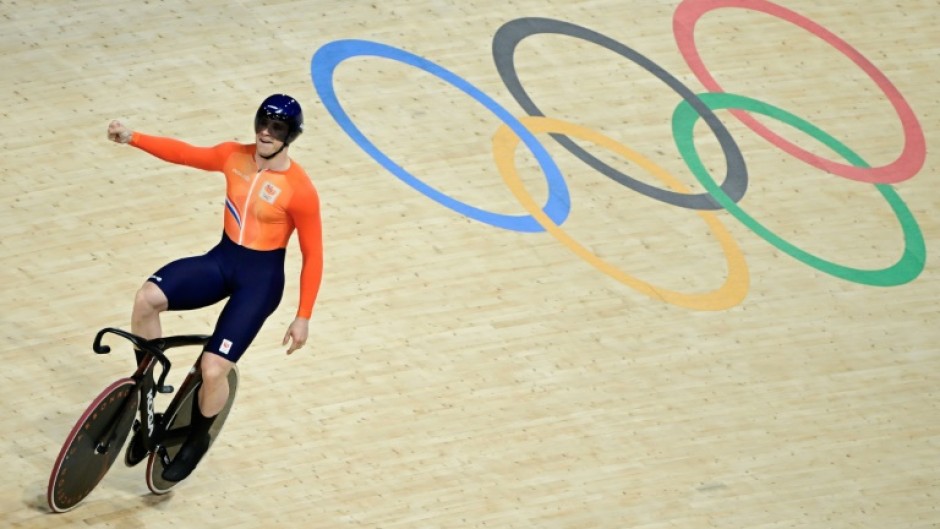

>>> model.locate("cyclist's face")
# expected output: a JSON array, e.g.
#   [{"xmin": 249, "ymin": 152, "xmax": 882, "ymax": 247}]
[{"xmin": 256, "ymin": 116, "xmax": 289, "ymax": 143}]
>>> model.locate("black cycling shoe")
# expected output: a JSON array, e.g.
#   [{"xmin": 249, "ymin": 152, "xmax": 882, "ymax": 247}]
[
  {"xmin": 160, "ymin": 433, "xmax": 211, "ymax": 482},
  {"xmin": 124, "ymin": 420, "xmax": 149, "ymax": 467}
]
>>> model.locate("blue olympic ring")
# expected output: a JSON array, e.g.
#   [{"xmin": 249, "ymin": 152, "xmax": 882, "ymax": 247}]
[{"xmin": 311, "ymin": 39, "xmax": 571, "ymax": 232}]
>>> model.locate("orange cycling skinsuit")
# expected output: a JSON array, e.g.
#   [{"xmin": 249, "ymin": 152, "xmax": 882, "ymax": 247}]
[{"xmin": 129, "ymin": 132, "xmax": 323, "ymax": 361}]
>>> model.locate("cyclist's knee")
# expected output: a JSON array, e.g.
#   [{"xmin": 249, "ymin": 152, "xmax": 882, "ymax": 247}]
[
  {"xmin": 200, "ymin": 353, "xmax": 233, "ymax": 385},
  {"xmin": 134, "ymin": 282, "xmax": 168, "ymax": 314}
]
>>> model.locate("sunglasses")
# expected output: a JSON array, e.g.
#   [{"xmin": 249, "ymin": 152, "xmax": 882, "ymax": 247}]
[{"xmin": 255, "ymin": 116, "xmax": 290, "ymax": 141}]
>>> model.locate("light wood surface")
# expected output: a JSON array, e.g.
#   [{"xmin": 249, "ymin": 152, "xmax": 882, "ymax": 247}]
[{"xmin": 1, "ymin": 1, "xmax": 938, "ymax": 528}]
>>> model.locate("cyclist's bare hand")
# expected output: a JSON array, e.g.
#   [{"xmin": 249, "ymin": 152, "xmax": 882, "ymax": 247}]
[
  {"xmin": 283, "ymin": 317, "xmax": 309, "ymax": 355},
  {"xmin": 107, "ymin": 120, "xmax": 132, "ymax": 144}
]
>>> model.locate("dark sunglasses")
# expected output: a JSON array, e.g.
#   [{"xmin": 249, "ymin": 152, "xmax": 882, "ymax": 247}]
[{"xmin": 255, "ymin": 116, "xmax": 290, "ymax": 141}]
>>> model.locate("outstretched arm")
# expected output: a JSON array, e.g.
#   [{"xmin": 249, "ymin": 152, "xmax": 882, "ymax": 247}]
[{"xmin": 106, "ymin": 119, "xmax": 232, "ymax": 171}]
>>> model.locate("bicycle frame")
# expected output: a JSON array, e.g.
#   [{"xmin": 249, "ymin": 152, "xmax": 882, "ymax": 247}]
[{"xmin": 92, "ymin": 328, "xmax": 210, "ymax": 463}]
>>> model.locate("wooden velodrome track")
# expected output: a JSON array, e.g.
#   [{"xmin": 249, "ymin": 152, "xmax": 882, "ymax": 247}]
[{"xmin": 1, "ymin": 0, "xmax": 937, "ymax": 527}]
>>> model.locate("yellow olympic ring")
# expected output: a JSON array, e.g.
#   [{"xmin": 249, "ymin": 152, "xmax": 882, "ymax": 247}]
[{"xmin": 492, "ymin": 116, "xmax": 749, "ymax": 311}]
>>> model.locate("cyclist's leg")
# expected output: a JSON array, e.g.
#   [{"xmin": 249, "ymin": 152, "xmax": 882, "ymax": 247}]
[
  {"xmin": 162, "ymin": 264, "xmax": 284, "ymax": 482},
  {"xmin": 198, "ymin": 352, "xmax": 234, "ymax": 417},
  {"xmin": 197, "ymin": 241, "xmax": 286, "ymax": 417},
  {"xmin": 159, "ymin": 353, "xmax": 233, "ymax": 477},
  {"xmin": 191, "ymin": 281, "xmax": 284, "ymax": 412},
  {"xmin": 134, "ymin": 250, "xmax": 229, "ymax": 333},
  {"xmin": 132, "ymin": 281, "xmax": 168, "ymax": 341},
  {"xmin": 130, "ymin": 253, "xmax": 227, "ymax": 366}
]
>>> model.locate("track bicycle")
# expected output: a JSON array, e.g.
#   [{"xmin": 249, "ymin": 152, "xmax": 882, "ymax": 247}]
[{"xmin": 47, "ymin": 327, "xmax": 239, "ymax": 513}]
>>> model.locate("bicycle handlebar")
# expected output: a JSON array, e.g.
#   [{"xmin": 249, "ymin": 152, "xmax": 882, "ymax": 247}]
[{"xmin": 92, "ymin": 328, "xmax": 211, "ymax": 394}]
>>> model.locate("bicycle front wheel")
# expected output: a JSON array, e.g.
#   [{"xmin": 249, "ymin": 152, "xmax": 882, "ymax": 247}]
[{"xmin": 47, "ymin": 378, "xmax": 139, "ymax": 513}]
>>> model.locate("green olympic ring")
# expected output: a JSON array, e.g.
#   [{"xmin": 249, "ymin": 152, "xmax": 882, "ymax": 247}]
[{"xmin": 672, "ymin": 92, "xmax": 925, "ymax": 286}]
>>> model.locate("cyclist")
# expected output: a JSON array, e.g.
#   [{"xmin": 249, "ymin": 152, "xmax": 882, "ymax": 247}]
[{"xmin": 107, "ymin": 94, "xmax": 323, "ymax": 481}]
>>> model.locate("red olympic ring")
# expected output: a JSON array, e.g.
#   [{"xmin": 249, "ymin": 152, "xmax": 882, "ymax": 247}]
[{"xmin": 673, "ymin": 0, "xmax": 926, "ymax": 184}]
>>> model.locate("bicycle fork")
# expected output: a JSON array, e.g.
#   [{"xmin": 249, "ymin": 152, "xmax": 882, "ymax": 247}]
[{"xmin": 93, "ymin": 388, "xmax": 138, "ymax": 455}]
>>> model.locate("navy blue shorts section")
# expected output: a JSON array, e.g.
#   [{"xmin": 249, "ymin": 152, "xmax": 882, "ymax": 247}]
[{"xmin": 147, "ymin": 233, "xmax": 286, "ymax": 362}]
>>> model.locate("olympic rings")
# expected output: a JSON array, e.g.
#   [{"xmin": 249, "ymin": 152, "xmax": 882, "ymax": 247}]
[
  {"xmin": 673, "ymin": 0, "xmax": 926, "ymax": 184},
  {"xmin": 493, "ymin": 17, "xmax": 748, "ymax": 211},
  {"xmin": 311, "ymin": 39, "xmax": 571, "ymax": 233},
  {"xmin": 672, "ymin": 92, "xmax": 925, "ymax": 286},
  {"xmin": 493, "ymin": 116, "xmax": 749, "ymax": 310},
  {"xmin": 310, "ymin": 2, "xmax": 927, "ymax": 309}
]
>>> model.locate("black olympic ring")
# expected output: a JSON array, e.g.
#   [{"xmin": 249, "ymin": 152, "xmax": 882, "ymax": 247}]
[{"xmin": 492, "ymin": 17, "xmax": 749, "ymax": 211}]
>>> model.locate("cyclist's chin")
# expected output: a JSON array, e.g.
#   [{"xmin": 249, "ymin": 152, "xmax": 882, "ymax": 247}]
[{"xmin": 256, "ymin": 139, "xmax": 283, "ymax": 156}]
